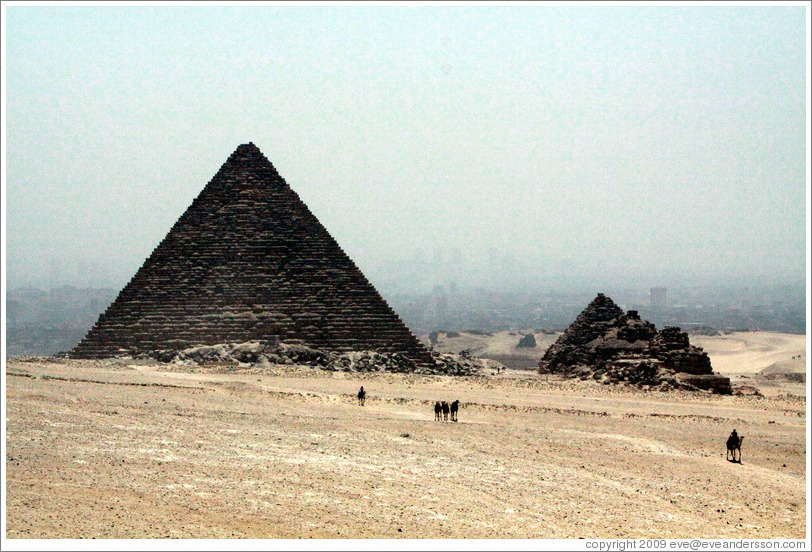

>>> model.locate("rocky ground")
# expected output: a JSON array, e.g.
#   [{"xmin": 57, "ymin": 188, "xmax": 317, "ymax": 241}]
[{"xmin": 4, "ymin": 355, "xmax": 806, "ymax": 540}]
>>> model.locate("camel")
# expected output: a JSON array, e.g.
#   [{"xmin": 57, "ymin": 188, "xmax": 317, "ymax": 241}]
[
  {"xmin": 442, "ymin": 401, "xmax": 450, "ymax": 421},
  {"xmin": 357, "ymin": 386, "xmax": 366, "ymax": 406},
  {"xmin": 450, "ymin": 400, "xmax": 460, "ymax": 422},
  {"xmin": 726, "ymin": 431, "xmax": 744, "ymax": 463},
  {"xmin": 434, "ymin": 401, "xmax": 442, "ymax": 421}
]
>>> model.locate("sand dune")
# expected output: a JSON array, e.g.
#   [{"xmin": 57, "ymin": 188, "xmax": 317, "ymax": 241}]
[{"xmin": 691, "ymin": 332, "xmax": 806, "ymax": 375}]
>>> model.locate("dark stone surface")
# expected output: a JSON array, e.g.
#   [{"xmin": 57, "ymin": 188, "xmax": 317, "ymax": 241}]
[
  {"xmin": 70, "ymin": 143, "xmax": 435, "ymax": 368},
  {"xmin": 516, "ymin": 333, "xmax": 537, "ymax": 348}
]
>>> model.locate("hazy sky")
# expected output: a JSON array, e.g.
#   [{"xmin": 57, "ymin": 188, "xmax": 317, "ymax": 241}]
[{"xmin": 2, "ymin": 2, "xmax": 809, "ymax": 294}]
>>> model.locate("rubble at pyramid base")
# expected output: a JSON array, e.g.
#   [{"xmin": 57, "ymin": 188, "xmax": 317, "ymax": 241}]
[
  {"xmin": 122, "ymin": 340, "xmax": 486, "ymax": 376},
  {"xmin": 547, "ymin": 359, "xmax": 732, "ymax": 394}
]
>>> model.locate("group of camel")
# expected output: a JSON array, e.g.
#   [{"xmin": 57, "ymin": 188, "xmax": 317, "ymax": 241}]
[
  {"xmin": 359, "ymin": 386, "xmax": 461, "ymax": 422},
  {"xmin": 434, "ymin": 400, "xmax": 460, "ymax": 422}
]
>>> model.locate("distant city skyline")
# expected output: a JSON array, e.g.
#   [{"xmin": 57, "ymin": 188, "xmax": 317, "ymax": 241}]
[{"xmin": 15, "ymin": 243, "xmax": 806, "ymax": 297}]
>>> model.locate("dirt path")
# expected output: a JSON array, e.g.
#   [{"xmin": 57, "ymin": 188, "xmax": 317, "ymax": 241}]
[{"xmin": 4, "ymin": 359, "xmax": 806, "ymax": 539}]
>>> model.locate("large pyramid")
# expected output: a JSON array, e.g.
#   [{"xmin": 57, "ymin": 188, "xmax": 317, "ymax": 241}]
[{"xmin": 70, "ymin": 143, "xmax": 434, "ymax": 366}]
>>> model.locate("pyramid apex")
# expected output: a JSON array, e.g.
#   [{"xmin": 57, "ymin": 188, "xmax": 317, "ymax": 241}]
[
  {"xmin": 235, "ymin": 141, "xmax": 261, "ymax": 153},
  {"xmin": 590, "ymin": 292, "xmax": 614, "ymax": 305},
  {"xmin": 223, "ymin": 142, "xmax": 277, "ymax": 175}
]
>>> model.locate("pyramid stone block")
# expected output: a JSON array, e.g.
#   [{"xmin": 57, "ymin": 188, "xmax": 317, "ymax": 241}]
[
  {"xmin": 70, "ymin": 143, "xmax": 434, "ymax": 367},
  {"xmin": 539, "ymin": 293, "xmax": 731, "ymax": 393}
]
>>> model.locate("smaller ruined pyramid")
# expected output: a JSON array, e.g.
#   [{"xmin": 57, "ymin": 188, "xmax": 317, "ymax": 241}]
[
  {"xmin": 539, "ymin": 293, "xmax": 731, "ymax": 393},
  {"xmin": 70, "ymin": 143, "xmax": 434, "ymax": 367}
]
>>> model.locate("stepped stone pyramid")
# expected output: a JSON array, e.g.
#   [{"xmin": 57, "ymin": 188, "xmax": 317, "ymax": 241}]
[
  {"xmin": 539, "ymin": 293, "xmax": 731, "ymax": 393},
  {"xmin": 70, "ymin": 142, "xmax": 435, "ymax": 367}
]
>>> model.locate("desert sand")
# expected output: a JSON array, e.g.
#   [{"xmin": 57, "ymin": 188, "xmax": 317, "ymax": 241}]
[
  {"xmin": 424, "ymin": 330, "xmax": 561, "ymax": 371},
  {"xmin": 693, "ymin": 332, "xmax": 806, "ymax": 374},
  {"xmin": 4, "ymin": 331, "xmax": 807, "ymax": 540}
]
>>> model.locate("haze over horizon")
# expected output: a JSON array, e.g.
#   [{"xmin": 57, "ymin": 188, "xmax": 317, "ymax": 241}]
[{"xmin": 3, "ymin": 4, "xmax": 808, "ymax": 297}]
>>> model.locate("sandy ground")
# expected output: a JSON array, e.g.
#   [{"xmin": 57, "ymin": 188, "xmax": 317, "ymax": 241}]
[
  {"xmin": 424, "ymin": 330, "xmax": 561, "ymax": 370},
  {"xmin": 4, "ymin": 336, "xmax": 807, "ymax": 540},
  {"xmin": 692, "ymin": 332, "xmax": 806, "ymax": 375},
  {"xmin": 692, "ymin": 332, "xmax": 807, "ymax": 397}
]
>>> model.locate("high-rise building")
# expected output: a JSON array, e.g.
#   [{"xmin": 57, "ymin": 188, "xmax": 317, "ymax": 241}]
[{"xmin": 650, "ymin": 287, "xmax": 668, "ymax": 309}]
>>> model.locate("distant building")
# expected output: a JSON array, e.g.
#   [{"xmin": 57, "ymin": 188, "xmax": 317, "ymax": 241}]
[
  {"xmin": 650, "ymin": 287, "xmax": 668, "ymax": 309},
  {"xmin": 432, "ymin": 285, "xmax": 449, "ymax": 327}
]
